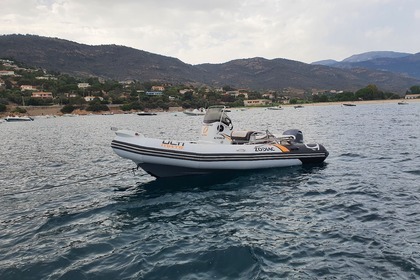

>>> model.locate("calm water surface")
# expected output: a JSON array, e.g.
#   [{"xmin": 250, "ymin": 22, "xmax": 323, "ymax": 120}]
[{"xmin": 0, "ymin": 103, "xmax": 419, "ymax": 279}]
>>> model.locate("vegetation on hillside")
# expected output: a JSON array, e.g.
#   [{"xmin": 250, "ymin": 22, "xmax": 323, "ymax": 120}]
[{"xmin": 1, "ymin": 59, "xmax": 419, "ymax": 114}]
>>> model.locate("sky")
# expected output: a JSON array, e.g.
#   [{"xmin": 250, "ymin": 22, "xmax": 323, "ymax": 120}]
[{"xmin": 1, "ymin": 0, "xmax": 420, "ymax": 65}]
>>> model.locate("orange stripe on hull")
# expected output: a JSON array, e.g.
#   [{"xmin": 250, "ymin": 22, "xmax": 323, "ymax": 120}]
[{"xmin": 273, "ymin": 144, "xmax": 290, "ymax": 152}]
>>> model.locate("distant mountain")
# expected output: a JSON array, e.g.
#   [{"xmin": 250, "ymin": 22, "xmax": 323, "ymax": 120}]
[
  {"xmin": 197, "ymin": 57, "xmax": 420, "ymax": 92},
  {"xmin": 313, "ymin": 51, "xmax": 420, "ymax": 79},
  {"xmin": 1, "ymin": 34, "xmax": 419, "ymax": 93},
  {"xmin": 342, "ymin": 51, "xmax": 411, "ymax": 63},
  {"xmin": 339, "ymin": 53, "xmax": 420, "ymax": 79},
  {"xmin": 0, "ymin": 34, "xmax": 201, "ymax": 83},
  {"xmin": 311, "ymin": 59, "xmax": 339, "ymax": 66}
]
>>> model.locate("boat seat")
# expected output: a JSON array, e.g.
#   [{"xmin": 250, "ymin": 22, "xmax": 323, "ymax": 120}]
[{"xmin": 231, "ymin": 130, "xmax": 256, "ymax": 144}]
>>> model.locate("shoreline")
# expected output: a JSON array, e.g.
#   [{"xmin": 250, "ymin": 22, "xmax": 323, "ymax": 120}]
[
  {"xmin": 1, "ymin": 99, "xmax": 418, "ymax": 118},
  {"xmin": 0, "ymin": 105, "xmax": 183, "ymax": 118},
  {"xmin": 291, "ymin": 98, "xmax": 420, "ymax": 107}
]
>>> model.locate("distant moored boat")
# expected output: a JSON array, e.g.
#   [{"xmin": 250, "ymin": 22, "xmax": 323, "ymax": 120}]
[
  {"xmin": 4, "ymin": 116, "xmax": 34, "ymax": 122},
  {"xmin": 138, "ymin": 112, "xmax": 157, "ymax": 116},
  {"xmin": 267, "ymin": 105, "xmax": 283, "ymax": 110},
  {"xmin": 183, "ymin": 108, "xmax": 206, "ymax": 116}
]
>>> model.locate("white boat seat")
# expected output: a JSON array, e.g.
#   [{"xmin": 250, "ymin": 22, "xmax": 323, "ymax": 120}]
[{"xmin": 231, "ymin": 130, "xmax": 256, "ymax": 144}]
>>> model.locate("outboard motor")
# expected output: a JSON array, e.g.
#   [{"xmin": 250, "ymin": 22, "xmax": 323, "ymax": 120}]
[
  {"xmin": 200, "ymin": 106, "xmax": 233, "ymax": 144},
  {"xmin": 283, "ymin": 129, "xmax": 303, "ymax": 143}
]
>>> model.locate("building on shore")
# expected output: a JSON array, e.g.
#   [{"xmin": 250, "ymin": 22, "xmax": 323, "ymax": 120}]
[
  {"xmin": 31, "ymin": 91, "xmax": 53, "ymax": 98},
  {"xmin": 244, "ymin": 99, "xmax": 271, "ymax": 106}
]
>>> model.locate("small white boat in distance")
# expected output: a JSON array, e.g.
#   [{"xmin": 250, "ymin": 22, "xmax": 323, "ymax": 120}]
[
  {"xmin": 4, "ymin": 116, "xmax": 34, "ymax": 122},
  {"xmin": 267, "ymin": 106, "xmax": 283, "ymax": 110},
  {"xmin": 183, "ymin": 108, "xmax": 206, "ymax": 116},
  {"xmin": 111, "ymin": 106, "xmax": 329, "ymax": 178},
  {"xmin": 137, "ymin": 112, "xmax": 157, "ymax": 116}
]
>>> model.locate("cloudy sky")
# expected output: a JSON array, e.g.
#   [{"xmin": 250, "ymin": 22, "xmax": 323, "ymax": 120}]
[{"xmin": 1, "ymin": 0, "xmax": 419, "ymax": 65}]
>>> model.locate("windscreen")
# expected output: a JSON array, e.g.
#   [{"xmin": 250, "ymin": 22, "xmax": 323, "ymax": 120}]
[{"xmin": 203, "ymin": 106, "xmax": 231, "ymax": 125}]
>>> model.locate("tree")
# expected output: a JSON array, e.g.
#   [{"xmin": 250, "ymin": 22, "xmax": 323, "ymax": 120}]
[
  {"xmin": 222, "ymin": 85, "xmax": 236, "ymax": 91},
  {"xmin": 221, "ymin": 94, "xmax": 236, "ymax": 103},
  {"xmin": 355, "ymin": 84, "xmax": 382, "ymax": 100},
  {"xmin": 409, "ymin": 85, "xmax": 420, "ymax": 94},
  {"xmin": 248, "ymin": 92, "xmax": 262, "ymax": 99},
  {"xmin": 4, "ymin": 80, "xmax": 13, "ymax": 90},
  {"xmin": 333, "ymin": 91, "xmax": 356, "ymax": 102},
  {"xmin": 312, "ymin": 94, "xmax": 329, "ymax": 103},
  {"xmin": 120, "ymin": 101, "xmax": 144, "ymax": 111},
  {"xmin": 182, "ymin": 91, "xmax": 194, "ymax": 101},
  {"xmin": 27, "ymin": 98, "xmax": 53, "ymax": 106}
]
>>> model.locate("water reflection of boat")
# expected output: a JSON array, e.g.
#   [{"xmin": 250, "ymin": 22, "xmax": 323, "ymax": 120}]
[
  {"xmin": 4, "ymin": 116, "xmax": 34, "ymax": 122},
  {"xmin": 111, "ymin": 106, "xmax": 329, "ymax": 178},
  {"xmin": 183, "ymin": 108, "xmax": 206, "ymax": 116}
]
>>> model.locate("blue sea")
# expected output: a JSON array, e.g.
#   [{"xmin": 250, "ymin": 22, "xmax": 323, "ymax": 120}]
[{"xmin": 1, "ymin": 103, "xmax": 419, "ymax": 279}]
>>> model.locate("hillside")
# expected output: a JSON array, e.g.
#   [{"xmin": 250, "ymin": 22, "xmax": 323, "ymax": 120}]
[
  {"xmin": 0, "ymin": 34, "xmax": 201, "ymax": 83},
  {"xmin": 197, "ymin": 57, "xmax": 420, "ymax": 92},
  {"xmin": 1, "ymin": 34, "xmax": 419, "ymax": 93}
]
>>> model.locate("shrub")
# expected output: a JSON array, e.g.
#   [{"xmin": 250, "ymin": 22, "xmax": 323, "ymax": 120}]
[
  {"xmin": 119, "ymin": 101, "xmax": 144, "ymax": 111},
  {"xmin": 60, "ymin": 104, "xmax": 75, "ymax": 114},
  {"xmin": 86, "ymin": 102, "xmax": 109, "ymax": 112},
  {"xmin": 13, "ymin": 107, "xmax": 27, "ymax": 113},
  {"xmin": 120, "ymin": 104, "xmax": 132, "ymax": 111}
]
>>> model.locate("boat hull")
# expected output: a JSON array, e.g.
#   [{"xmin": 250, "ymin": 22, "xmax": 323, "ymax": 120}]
[{"xmin": 111, "ymin": 134, "xmax": 328, "ymax": 178}]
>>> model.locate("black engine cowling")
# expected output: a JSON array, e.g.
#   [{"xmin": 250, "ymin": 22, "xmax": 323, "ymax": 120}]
[{"xmin": 282, "ymin": 129, "xmax": 303, "ymax": 143}]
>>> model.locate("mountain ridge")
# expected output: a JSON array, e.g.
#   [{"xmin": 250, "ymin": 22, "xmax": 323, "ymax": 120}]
[
  {"xmin": 342, "ymin": 51, "xmax": 411, "ymax": 63},
  {"xmin": 312, "ymin": 51, "xmax": 420, "ymax": 79},
  {"xmin": 0, "ymin": 34, "xmax": 419, "ymax": 93}
]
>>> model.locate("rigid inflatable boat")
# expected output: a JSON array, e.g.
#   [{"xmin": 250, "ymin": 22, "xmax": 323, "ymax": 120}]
[{"xmin": 111, "ymin": 106, "xmax": 328, "ymax": 178}]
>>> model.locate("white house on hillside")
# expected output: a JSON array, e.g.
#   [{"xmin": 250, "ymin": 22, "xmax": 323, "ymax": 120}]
[
  {"xmin": 0, "ymin": 70, "xmax": 14, "ymax": 76},
  {"xmin": 405, "ymin": 94, "xmax": 420, "ymax": 99},
  {"xmin": 21, "ymin": 85, "xmax": 37, "ymax": 91},
  {"xmin": 31, "ymin": 91, "xmax": 53, "ymax": 98},
  {"xmin": 151, "ymin": 85, "xmax": 165, "ymax": 91},
  {"xmin": 78, "ymin": 83, "xmax": 90, "ymax": 89},
  {"xmin": 84, "ymin": 96, "xmax": 103, "ymax": 102}
]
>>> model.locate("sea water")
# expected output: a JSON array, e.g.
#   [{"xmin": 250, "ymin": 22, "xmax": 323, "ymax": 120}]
[{"xmin": 0, "ymin": 103, "xmax": 419, "ymax": 279}]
